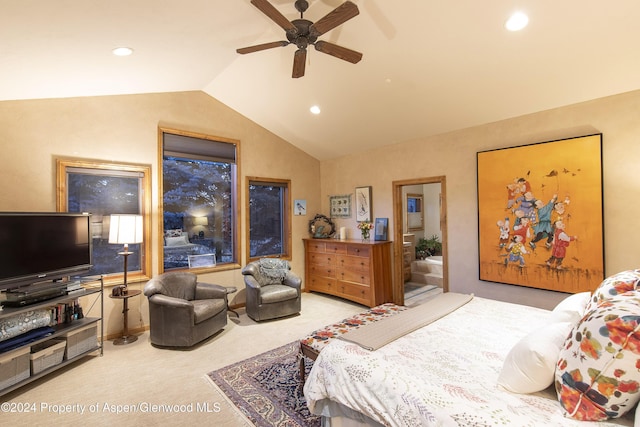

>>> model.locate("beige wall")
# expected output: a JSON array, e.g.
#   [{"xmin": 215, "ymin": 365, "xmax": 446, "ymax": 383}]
[
  {"xmin": 2, "ymin": 88, "xmax": 639, "ymax": 333},
  {"xmin": 321, "ymin": 89, "xmax": 640, "ymax": 310},
  {"xmin": 0, "ymin": 91, "xmax": 321, "ymax": 336}
]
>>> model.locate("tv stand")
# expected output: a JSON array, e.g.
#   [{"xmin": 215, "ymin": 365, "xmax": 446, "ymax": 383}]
[{"xmin": 0, "ymin": 277, "xmax": 103, "ymax": 397}]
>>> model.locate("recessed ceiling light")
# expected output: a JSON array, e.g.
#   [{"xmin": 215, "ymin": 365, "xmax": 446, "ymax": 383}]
[
  {"xmin": 505, "ymin": 12, "xmax": 529, "ymax": 31},
  {"xmin": 310, "ymin": 105, "xmax": 321, "ymax": 115},
  {"xmin": 112, "ymin": 47, "xmax": 134, "ymax": 56}
]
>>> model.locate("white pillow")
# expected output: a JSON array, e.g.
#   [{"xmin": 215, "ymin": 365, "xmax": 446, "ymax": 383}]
[
  {"xmin": 498, "ymin": 321, "xmax": 573, "ymax": 394},
  {"xmin": 549, "ymin": 292, "xmax": 591, "ymax": 324},
  {"xmin": 165, "ymin": 235, "xmax": 189, "ymax": 247},
  {"xmin": 164, "ymin": 228, "xmax": 184, "ymax": 238}
]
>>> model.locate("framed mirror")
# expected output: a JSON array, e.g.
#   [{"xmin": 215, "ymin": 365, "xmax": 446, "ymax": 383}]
[
  {"xmin": 308, "ymin": 214, "xmax": 336, "ymax": 238},
  {"xmin": 406, "ymin": 193, "xmax": 424, "ymax": 231}
]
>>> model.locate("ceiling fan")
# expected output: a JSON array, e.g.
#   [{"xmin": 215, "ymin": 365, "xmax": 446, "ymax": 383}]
[{"xmin": 237, "ymin": 0, "xmax": 363, "ymax": 78}]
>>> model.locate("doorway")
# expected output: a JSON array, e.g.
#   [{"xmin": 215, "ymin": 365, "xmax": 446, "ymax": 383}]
[{"xmin": 392, "ymin": 176, "xmax": 448, "ymax": 305}]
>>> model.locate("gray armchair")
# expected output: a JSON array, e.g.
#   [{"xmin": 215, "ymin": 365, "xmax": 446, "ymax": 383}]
[
  {"xmin": 143, "ymin": 272, "xmax": 228, "ymax": 347},
  {"xmin": 241, "ymin": 259, "xmax": 301, "ymax": 321}
]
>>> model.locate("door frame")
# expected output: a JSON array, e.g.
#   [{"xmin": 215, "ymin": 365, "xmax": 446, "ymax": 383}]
[{"xmin": 392, "ymin": 176, "xmax": 448, "ymax": 305}]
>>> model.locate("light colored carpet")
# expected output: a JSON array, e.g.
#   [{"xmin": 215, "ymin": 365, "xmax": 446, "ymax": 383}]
[{"xmin": 1, "ymin": 292, "xmax": 367, "ymax": 427}]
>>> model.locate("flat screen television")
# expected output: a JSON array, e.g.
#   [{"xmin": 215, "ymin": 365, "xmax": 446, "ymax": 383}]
[{"xmin": 0, "ymin": 212, "xmax": 93, "ymax": 290}]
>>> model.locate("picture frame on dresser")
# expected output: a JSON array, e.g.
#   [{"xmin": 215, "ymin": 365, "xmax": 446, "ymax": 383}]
[
  {"xmin": 355, "ymin": 186, "xmax": 372, "ymax": 222},
  {"xmin": 374, "ymin": 218, "xmax": 388, "ymax": 241}
]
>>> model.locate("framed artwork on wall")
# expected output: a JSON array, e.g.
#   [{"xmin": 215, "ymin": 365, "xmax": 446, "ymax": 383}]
[
  {"xmin": 374, "ymin": 218, "xmax": 388, "ymax": 241},
  {"xmin": 477, "ymin": 134, "xmax": 604, "ymax": 293},
  {"xmin": 330, "ymin": 194, "xmax": 351, "ymax": 218},
  {"xmin": 406, "ymin": 193, "xmax": 424, "ymax": 231},
  {"xmin": 294, "ymin": 199, "xmax": 307, "ymax": 216},
  {"xmin": 355, "ymin": 186, "xmax": 372, "ymax": 222}
]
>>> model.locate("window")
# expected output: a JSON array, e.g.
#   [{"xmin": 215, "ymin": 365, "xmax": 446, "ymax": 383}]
[
  {"xmin": 160, "ymin": 128, "xmax": 239, "ymax": 272},
  {"xmin": 247, "ymin": 177, "xmax": 291, "ymax": 260},
  {"xmin": 56, "ymin": 158, "xmax": 151, "ymax": 285},
  {"xmin": 406, "ymin": 193, "xmax": 424, "ymax": 232}
]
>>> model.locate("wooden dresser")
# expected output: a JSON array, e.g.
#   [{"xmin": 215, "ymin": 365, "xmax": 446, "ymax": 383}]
[{"xmin": 303, "ymin": 238, "xmax": 393, "ymax": 307}]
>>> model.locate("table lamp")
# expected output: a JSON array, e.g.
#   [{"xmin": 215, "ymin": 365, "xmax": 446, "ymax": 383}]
[{"xmin": 109, "ymin": 214, "xmax": 143, "ymax": 294}]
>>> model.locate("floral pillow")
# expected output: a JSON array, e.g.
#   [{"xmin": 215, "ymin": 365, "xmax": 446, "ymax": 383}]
[
  {"xmin": 586, "ymin": 269, "xmax": 640, "ymax": 311},
  {"xmin": 555, "ymin": 295, "xmax": 640, "ymax": 421}
]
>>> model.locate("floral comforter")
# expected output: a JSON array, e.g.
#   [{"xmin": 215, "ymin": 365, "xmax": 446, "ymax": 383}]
[{"xmin": 303, "ymin": 297, "xmax": 633, "ymax": 427}]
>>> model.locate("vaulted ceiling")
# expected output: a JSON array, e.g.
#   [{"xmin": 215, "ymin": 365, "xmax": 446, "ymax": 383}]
[{"xmin": 3, "ymin": 1, "xmax": 640, "ymax": 160}]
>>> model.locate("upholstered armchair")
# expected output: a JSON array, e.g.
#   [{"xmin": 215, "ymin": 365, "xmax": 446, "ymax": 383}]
[
  {"xmin": 143, "ymin": 272, "xmax": 228, "ymax": 347},
  {"xmin": 241, "ymin": 259, "xmax": 301, "ymax": 321}
]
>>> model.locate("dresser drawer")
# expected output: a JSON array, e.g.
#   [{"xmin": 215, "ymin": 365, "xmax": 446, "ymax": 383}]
[
  {"xmin": 307, "ymin": 241, "xmax": 326, "ymax": 253},
  {"xmin": 307, "ymin": 252, "xmax": 336, "ymax": 266},
  {"xmin": 347, "ymin": 245, "xmax": 370, "ymax": 258},
  {"xmin": 338, "ymin": 281, "xmax": 371, "ymax": 303},
  {"xmin": 337, "ymin": 269, "xmax": 370, "ymax": 285},
  {"xmin": 338, "ymin": 255, "xmax": 370, "ymax": 272},
  {"xmin": 308, "ymin": 263, "xmax": 336, "ymax": 278},
  {"xmin": 308, "ymin": 275, "xmax": 338, "ymax": 293},
  {"xmin": 325, "ymin": 242, "xmax": 348, "ymax": 255}
]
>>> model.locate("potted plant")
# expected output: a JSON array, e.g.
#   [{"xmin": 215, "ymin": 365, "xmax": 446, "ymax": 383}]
[{"xmin": 416, "ymin": 235, "xmax": 442, "ymax": 259}]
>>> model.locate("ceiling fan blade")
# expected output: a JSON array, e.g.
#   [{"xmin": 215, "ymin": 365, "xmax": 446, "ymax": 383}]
[
  {"xmin": 292, "ymin": 49, "xmax": 307, "ymax": 78},
  {"xmin": 309, "ymin": 1, "xmax": 359, "ymax": 37},
  {"xmin": 250, "ymin": 0, "xmax": 297, "ymax": 33},
  {"xmin": 237, "ymin": 41, "xmax": 289, "ymax": 54},
  {"xmin": 314, "ymin": 40, "xmax": 362, "ymax": 64}
]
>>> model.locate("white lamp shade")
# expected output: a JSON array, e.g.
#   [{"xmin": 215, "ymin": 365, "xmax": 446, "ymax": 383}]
[
  {"xmin": 109, "ymin": 214, "xmax": 143, "ymax": 245},
  {"xmin": 193, "ymin": 216, "xmax": 208, "ymax": 226}
]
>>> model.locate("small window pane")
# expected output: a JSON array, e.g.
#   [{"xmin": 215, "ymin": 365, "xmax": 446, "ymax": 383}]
[
  {"xmin": 67, "ymin": 173, "xmax": 142, "ymax": 276},
  {"xmin": 56, "ymin": 159, "xmax": 151, "ymax": 284},
  {"xmin": 162, "ymin": 158, "xmax": 234, "ymax": 270},
  {"xmin": 249, "ymin": 180, "xmax": 289, "ymax": 258},
  {"xmin": 160, "ymin": 128, "xmax": 238, "ymax": 273}
]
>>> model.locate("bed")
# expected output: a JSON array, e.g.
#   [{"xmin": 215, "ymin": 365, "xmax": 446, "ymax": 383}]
[
  {"xmin": 304, "ymin": 282, "xmax": 640, "ymax": 427},
  {"xmin": 163, "ymin": 233, "xmax": 213, "ymax": 269}
]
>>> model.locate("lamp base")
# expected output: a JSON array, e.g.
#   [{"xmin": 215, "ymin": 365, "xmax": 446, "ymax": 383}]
[{"xmin": 113, "ymin": 334, "xmax": 138, "ymax": 345}]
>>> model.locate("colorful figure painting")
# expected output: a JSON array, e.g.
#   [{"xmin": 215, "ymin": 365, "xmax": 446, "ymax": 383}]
[{"xmin": 477, "ymin": 134, "xmax": 604, "ymax": 293}]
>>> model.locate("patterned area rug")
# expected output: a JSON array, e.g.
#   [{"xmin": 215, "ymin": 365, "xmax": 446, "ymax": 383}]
[{"xmin": 207, "ymin": 341, "xmax": 319, "ymax": 427}]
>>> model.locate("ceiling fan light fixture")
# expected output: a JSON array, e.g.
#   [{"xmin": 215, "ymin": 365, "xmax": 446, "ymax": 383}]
[
  {"xmin": 237, "ymin": 0, "xmax": 362, "ymax": 78},
  {"xmin": 310, "ymin": 105, "xmax": 321, "ymax": 115},
  {"xmin": 112, "ymin": 47, "xmax": 134, "ymax": 56},
  {"xmin": 505, "ymin": 12, "xmax": 529, "ymax": 31}
]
